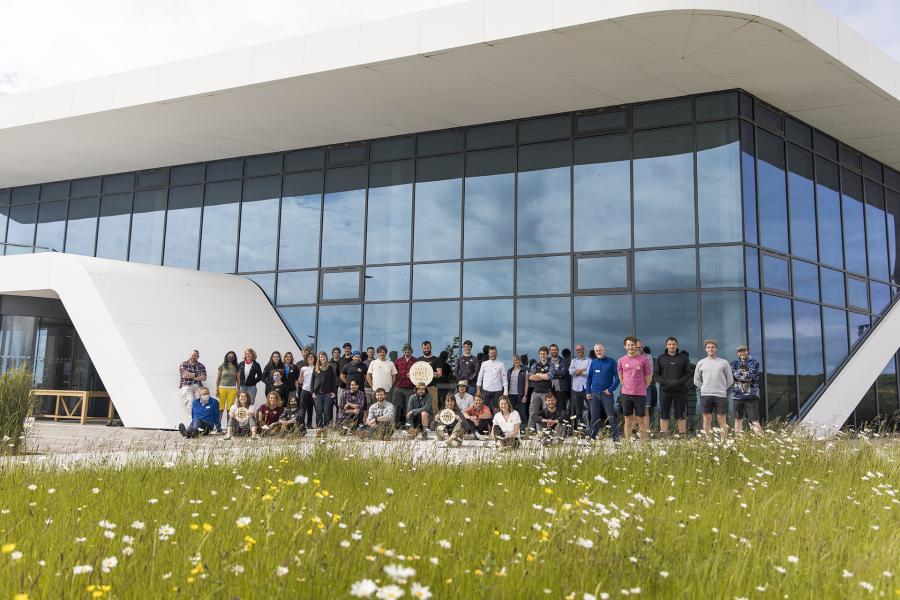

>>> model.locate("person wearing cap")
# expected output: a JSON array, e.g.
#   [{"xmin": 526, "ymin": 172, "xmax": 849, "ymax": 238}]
[
  {"xmin": 454, "ymin": 340, "xmax": 480, "ymax": 396},
  {"xmin": 452, "ymin": 380, "xmax": 474, "ymax": 412},
  {"xmin": 731, "ymin": 345, "xmax": 762, "ymax": 434},
  {"xmin": 405, "ymin": 384, "xmax": 433, "ymax": 439},
  {"xmin": 341, "ymin": 351, "xmax": 367, "ymax": 389},
  {"xmin": 392, "ymin": 344, "xmax": 416, "ymax": 427}
]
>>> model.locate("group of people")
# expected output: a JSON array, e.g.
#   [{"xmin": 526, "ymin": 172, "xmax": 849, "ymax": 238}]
[{"xmin": 175, "ymin": 335, "xmax": 762, "ymax": 447}]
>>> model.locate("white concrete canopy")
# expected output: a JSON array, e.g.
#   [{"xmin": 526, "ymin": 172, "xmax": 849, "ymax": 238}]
[
  {"xmin": 2, "ymin": 0, "xmax": 900, "ymax": 188},
  {"xmin": 0, "ymin": 253, "xmax": 296, "ymax": 429}
]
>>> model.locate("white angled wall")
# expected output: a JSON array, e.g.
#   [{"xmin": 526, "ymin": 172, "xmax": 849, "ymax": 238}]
[{"xmin": 0, "ymin": 253, "xmax": 296, "ymax": 429}]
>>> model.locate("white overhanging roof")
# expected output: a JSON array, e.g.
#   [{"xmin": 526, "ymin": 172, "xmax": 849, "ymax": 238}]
[
  {"xmin": 2, "ymin": 0, "xmax": 900, "ymax": 188},
  {"xmin": 0, "ymin": 253, "xmax": 296, "ymax": 429}
]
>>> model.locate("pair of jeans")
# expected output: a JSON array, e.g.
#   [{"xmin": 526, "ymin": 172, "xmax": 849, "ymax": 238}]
[
  {"xmin": 239, "ymin": 385, "xmax": 257, "ymax": 405},
  {"xmin": 570, "ymin": 390, "xmax": 588, "ymax": 431},
  {"xmin": 482, "ymin": 390, "xmax": 502, "ymax": 412},
  {"xmin": 588, "ymin": 392, "xmax": 619, "ymax": 441},
  {"xmin": 186, "ymin": 418, "xmax": 214, "ymax": 437},
  {"xmin": 299, "ymin": 390, "xmax": 314, "ymax": 428},
  {"xmin": 528, "ymin": 391, "xmax": 549, "ymax": 428},
  {"xmin": 390, "ymin": 387, "xmax": 413, "ymax": 427},
  {"xmin": 314, "ymin": 393, "xmax": 334, "ymax": 428}
]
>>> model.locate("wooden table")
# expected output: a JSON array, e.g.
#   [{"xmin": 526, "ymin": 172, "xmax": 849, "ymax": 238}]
[{"xmin": 30, "ymin": 389, "xmax": 114, "ymax": 425}]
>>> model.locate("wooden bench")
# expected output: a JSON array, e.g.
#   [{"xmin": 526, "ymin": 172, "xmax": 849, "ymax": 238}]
[{"xmin": 30, "ymin": 389, "xmax": 114, "ymax": 425}]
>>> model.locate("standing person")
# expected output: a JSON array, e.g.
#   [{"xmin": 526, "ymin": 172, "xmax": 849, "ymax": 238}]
[
  {"xmin": 655, "ymin": 337, "xmax": 692, "ymax": 436},
  {"xmin": 362, "ymin": 346, "xmax": 376, "ymax": 400},
  {"xmin": 635, "ymin": 339, "xmax": 656, "ymax": 434},
  {"xmin": 507, "ymin": 355, "xmax": 528, "ymax": 423},
  {"xmin": 311, "ymin": 351, "xmax": 338, "ymax": 434},
  {"xmin": 549, "ymin": 344, "xmax": 571, "ymax": 414},
  {"xmin": 585, "ymin": 343, "xmax": 620, "ymax": 441},
  {"xmin": 476, "ymin": 346, "xmax": 507, "ymax": 411},
  {"xmin": 526, "ymin": 347, "xmax": 553, "ymax": 431},
  {"xmin": 694, "ymin": 339, "xmax": 734, "ymax": 442},
  {"xmin": 178, "ymin": 350, "xmax": 207, "ymax": 408},
  {"xmin": 568, "ymin": 344, "xmax": 591, "ymax": 434},
  {"xmin": 363, "ymin": 346, "xmax": 376, "ymax": 370},
  {"xmin": 416, "ymin": 341, "xmax": 443, "ymax": 414},
  {"xmin": 452, "ymin": 380, "xmax": 474, "ymax": 412},
  {"xmin": 238, "ymin": 348, "xmax": 263, "ymax": 405},
  {"xmin": 454, "ymin": 340, "xmax": 480, "ymax": 396},
  {"xmin": 215, "ymin": 351, "xmax": 239, "ymax": 425},
  {"xmin": 258, "ymin": 391, "xmax": 284, "ymax": 435},
  {"xmin": 262, "ymin": 351, "xmax": 287, "ymax": 400},
  {"xmin": 366, "ymin": 345, "xmax": 397, "ymax": 402},
  {"xmin": 336, "ymin": 379, "xmax": 367, "ymax": 435},
  {"xmin": 491, "ymin": 396, "xmax": 521, "ymax": 449},
  {"xmin": 341, "ymin": 351, "xmax": 367, "ymax": 390},
  {"xmin": 617, "ymin": 337, "xmax": 653, "ymax": 443},
  {"xmin": 731, "ymin": 345, "xmax": 762, "ymax": 434},
  {"xmin": 178, "ymin": 386, "xmax": 221, "ymax": 438},
  {"xmin": 358, "ymin": 388, "xmax": 395, "ymax": 441},
  {"xmin": 298, "ymin": 352, "xmax": 316, "ymax": 429},
  {"xmin": 405, "ymin": 384, "xmax": 433, "ymax": 439},
  {"xmin": 392, "ymin": 344, "xmax": 416, "ymax": 428},
  {"xmin": 224, "ymin": 391, "xmax": 258, "ymax": 440},
  {"xmin": 282, "ymin": 352, "xmax": 300, "ymax": 402},
  {"xmin": 328, "ymin": 347, "xmax": 342, "ymax": 380}
]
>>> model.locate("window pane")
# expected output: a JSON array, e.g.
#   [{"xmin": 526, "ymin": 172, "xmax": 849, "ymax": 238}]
[
  {"xmin": 417, "ymin": 130, "xmax": 463, "ymax": 156},
  {"xmin": 285, "ymin": 149, "xmax": 325, "ymax": 173},
  {"xmin": 276, "ymin": 271, "xmax": 317, "ymax": 305},
  {"xmin": 634, "ymin": 248, "xmax": 696, "ymax": 291},
  {"xmin": 464, "ymin": 148, "xmax": 514, "ymax": 258},
  {"xmin": 575, "ymin": 109, "xmax": 626, "ymax": 134},
  {"xmin": 238, "ymin": 176, "xmax": 280, "ymax": 272},
  {"xmin": 322, "ymin": 271, "xmax": 360, "ymax": 301},
  {"xmin": 574, "ymin": 134, "xmax": 630, "ymax": 251},
  {"xmin": 71, "ymin": 178, "xmax": 101, "ymax": 198},
  {"xmin": 411, "ymin": 301, "xmax": 459, "ymax": 359},
  {"xmin": 762, "ymin": 294, "xmax": 796, "ymax": 419},
  {"xmin": 574, "ymin": 294, "xmax": 632, "ymax": 350},
  {"xmin": 821, "ymin": 267, "xmax": 846, "ymax": 307},
  {"xmin": 757, "ymin": 130, "xmax": 788, "ymax": 253},
  {"xmin": 6, "ymin": 204, "xmax": 37, "ymax": 253},
  {"xmin": 463, "ymin": 259, "xmax": 513, "ymax": 297},
  {"xmin": 102, "ymin": 173, "xmax": 134, "ymax": 195},
  {"xmin": 245, "ymin": 153, "xmax": 282, "ymax": 177},
  {"xmin": 129, "ymin": 189, "xmax": 166, "ymax": 264},
  {"xmin": 244, "ymin": 273, "xmax": 274, "ymax": 303},
  {"xmin": 762, "ymin": 254, "xmax": 790, "ymax": 292},
  {"xmin": 847, "ymin": 276, "xmax": 868, "ymax": 311},
  {"xmin": 699, "ymin": 246, "xmax": 744, "ymax": 288},
  {"xmin": 697, "ymin": 121, "xmax": 741, "ymax": 243},
  {"xmin": 322, "ymin": 166, "xmax": 366, "ymax": 267},
  {"xmin": 467, "ymin": 122, "xmax": 515, "ymax": 150},
  {"xmin": 367, "ymin": 161, "xmax": 412, "ymax": 264},
  {"xmin": 865, "ymin": 182, "xmax": 890, "ymax": 281},
  {"xmin": 816, "ymin": 158, "xmax": 843, "ymax": 268},
  {"xmin": 700, "ymin": 291, "xmax": 746, "ymax": 372},
  {"xmin": 794, "ymin": 301, "xmax": 825, "ymax": 405},
  {"xmin": 517, "ymin": 142, "xmax": 570, "ymax": 254},
  {"xmin": 577, "ymin": 255, "xmax": 628, "ymax": 290},
  {"xmin": 518, "ymin": 115, "xmax": 570, "ymax": 144},
  {"xmin": 517, "ymin": 255, "xmax": 570, "ymax": 296},
  {"xmin": 170, "ymin": 164, "xmax": 204, "ymax": 186},
  {"xmin": 35, "ymin": 200, "xmax": 67, "ymax": 252},
  {"xmin": 200, "ymin": 180, "xmax": 240, "ymax": 273},
  {"xmin": 363, "ymin": 303, "xmax": 410, "ymax": 355},
  {"xmin": 329, "ymin": 144, "xmax": 367, "ymax": 166},
  {"xmin": 279, "ymin": 172, "xmax": 322, "ymax": 270},
  {"xmin": 787, "ymin": 144, "xmax": 817, "ymax": 260},
  {"xmin": 516, "ymin": 297, "xmax": 571, "ymax": 357},
  {"xmin": 634, "ymin": 126, "xmax": 695, "ymax": 247},
  {"xmin": 413, "ymin": 262, "xmax": 460, "ymax": 299},
  {"xmin": 207, "ymin": 158, "xmax": 242, "ymax": 181},
  {"xmin": 463, "ymin": 299, "xmax": 513, "ymax": 362},
  {"xmin": 695, "ymin": 92, "xmax": 738, "ymax": 120},
  {"xmin": 633, "ymin": 98, "xmax": 691, "ymax": 128},
  {"xmin": 64, "ymin": 196, "xmax": 98, "ymax": 256},
  {"xmin": 365, "ymin": 265, "xmax": 410, "ymax": 301},
  {"xmin": 745, "ymin": 246, "xmax": 759, "ymax": 288},
  {"xmin": 842, "ymin": 170, "xmax": 867, "ymax": 275},
  {"xmin": 96, "ymin": 193, "xmax": 132, "ymax": 260},
  {"xmin": 871, "ymin": 281, "xmax": 890, "ymax": 314},
  {"xmin": 822, "ymin": 307, "xmax": 848, "ymax": 377},
  {"xmin": 791, "ymin": 259, "xmax": 819, "ymax": 302},
  {"xmin": 414, "ymin": 155, "xmax": 462, "ymax": 261},
  {"xmin": 635, "ymin": 292, "xmax": 698, "ymax": 359},
  {"xmin": 163, "ymin": 185, "xmax": 202, "ymax": 269},
  {"xmin": 317, "ymin": 304, "xmax": 361, "ymax": 353},
  {"xmin": 371, "ymin": 136, "xmax": 414, "ymax": 162},
  {"xmin": 849, "ymin": 312, "xmax": 871, "ymax": 347},
  {"xmin": 278, "ymin": 306, "xmax": 317, "ymax": 351}
]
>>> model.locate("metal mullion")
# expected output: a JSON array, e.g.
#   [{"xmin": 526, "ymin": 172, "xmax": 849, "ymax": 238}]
[
  {"xmin": 629, "ymin": 128, "xmax": 636, "ymax": 338},
  {"xmin": 314, "ymin": 168, "xmax": 326, "ymax": 351},
  {"xmin": 569, "ymin": 131, "xmax": 575, "ymax": 351},
  {"xmin": 408, "ymin": 156, "xmax": 417, "ymax": 347},
  {"xmin": 512, "ymin": 127, "xmax": 519, "ymax": 355}
]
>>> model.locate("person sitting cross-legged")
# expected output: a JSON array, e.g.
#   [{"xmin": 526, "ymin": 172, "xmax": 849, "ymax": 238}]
[
  {"xmin": 269, "ymin": 395, "xmax": 306, "ymax": 435},
  {"xmin": 491, "ymin": 395, "xmax": 521, "ymax": 450},
  {"xmin": 357, "ymin": 388, "xmax": 395, "ymax": 441},
  {"xmin": 335, "ymin": 379, "xmax": 367, "ymax": 435},
  {"xmin": 534, "ymin": 392, "xmax": 568, "ymax": 445},
  {"xmin": 458, "ymin": 393, "xmax": 493, "ymax": 440},
  {"xmin": 224, "ymin": 391, "xmax": 259, "ymax": 440},
  {"xmin": 257, "ymin": 391, "xmax": 284, "ymax": 435},
  {"xmin": 405, "ymin": 384, "xmax": 433, "ymax": 440},
  {"xmin": 179, "ymin": 386, "xmax": 221, "ymax": 438},
  {"xmin": 434, "ymin": 393, "xmax": 463, "ymax": 445}
]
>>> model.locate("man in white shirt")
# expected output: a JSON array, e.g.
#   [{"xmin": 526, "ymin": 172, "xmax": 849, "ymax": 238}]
[
  {"xmin": 453, "ymin": 380, "xmax": 474, "ymax": 412},
  {"xmin": 567, "ymin": 344, "xmax": 591, "ymax": 434},
  {"xmin": 366, "ymin": 345, "xmax": 397, "ymax": 399},
  {"xmin": 476, "ymin": 346, "xmax": 507, "ymax": 411}
]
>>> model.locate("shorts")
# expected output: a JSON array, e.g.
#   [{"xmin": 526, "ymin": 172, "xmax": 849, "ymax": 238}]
[
  {"xmin": 658, "ymin": 390, "xmax": 687, "ymax": 420},
  {"xmin": 619, "ymin": 394, "xmax": 646, "ymax": 417},
  {"xmin": 701, "ymin": 395, "xmax": 728, "ymax": 416},
  {"xmin": 733, "ymin": 398, "xmax": 760, "ymax": 421}
]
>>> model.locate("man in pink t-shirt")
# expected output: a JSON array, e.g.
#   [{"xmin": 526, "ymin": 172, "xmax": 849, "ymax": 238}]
[{"xmin": 617, "ymin": 336, "xmax": 653, "ymax": 443}]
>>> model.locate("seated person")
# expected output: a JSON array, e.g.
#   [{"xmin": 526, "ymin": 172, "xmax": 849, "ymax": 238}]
[
  {"xmin": 357, "ymin": 388, "xmax": 395, "ymax": 441},
  {"xmin": 491, "ymin": 395, "xmax": 521, "ymax": 449},
  {"xmin": 405, "ymin": 384, "xmax": 433, "ymax": 440},
  {"xmin": 336, "ymin": 379, "xmax": 367, "ymax": 435},
  {"xmin": 458, "ymin": 393, "xmax": 492, "ymax": 440},
  {"xmin": 434, "ymin": 393, "xmax": 463, "ymax": 443},
  {"xmin": 225, "ymin": 391, "xmax": 258, "ymax": 440},
  {"xmin": 452, "ymin": 380, "xmax": 474, "ymax": 412},
  {"xmin": 533, "ymin": 392, "xmax": 568, "ymax": 444},
  {"xmin": 269, "ymin": 395, "xmax": 306, "ymax": 435},
  {"xmin": 178, "ymin": 386, "xmax": 221, "ymax": 438},
  {"xmin": 257, "ymin": 391, "xmax": 284, "ymax": 435}
]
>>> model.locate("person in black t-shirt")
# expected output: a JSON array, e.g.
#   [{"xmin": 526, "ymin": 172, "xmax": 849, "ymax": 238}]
[
  {"xmin": 534, "ymin": 392, "xmax": 567, "ymax": 445},
  {"xmin": 416, "ymin": 341, "xmax": 443, "ymax": 414},
  {"xmin": 341, "ymin": 351, "xmax": 367, "ymax": 389}
]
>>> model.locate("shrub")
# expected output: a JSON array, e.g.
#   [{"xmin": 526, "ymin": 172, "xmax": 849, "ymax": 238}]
[{"xmin": 0, "ymin": 365, "xmax": 34, "ymax": 454}]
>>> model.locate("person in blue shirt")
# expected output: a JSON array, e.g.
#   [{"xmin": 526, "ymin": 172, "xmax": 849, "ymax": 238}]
[
  {"xmin": 585, "ymin": 343, "xmax": 620, "ymax": 441},
  {"xmin": 731, "ymin": 345, "xmax": 762, "ymax": 434},
  {"xmin": 178, "ymin": 386, "xmax": 221, "ymax": 438}
]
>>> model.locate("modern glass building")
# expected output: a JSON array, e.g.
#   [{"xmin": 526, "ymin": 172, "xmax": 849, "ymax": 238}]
[{"xmin": 2, "ymin": 2, "xmax": 900, "ymax": 427}]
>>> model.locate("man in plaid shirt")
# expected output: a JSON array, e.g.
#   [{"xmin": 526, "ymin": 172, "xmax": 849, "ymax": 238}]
[{"xmin": 179, "ymin": 350, "xmax": 207, "ymax": 408}]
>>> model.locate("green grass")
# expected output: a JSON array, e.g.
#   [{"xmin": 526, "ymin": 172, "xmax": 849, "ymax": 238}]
[{"xmin": 0, "ymin": 432, "xmax": 898, "ymax": 599}]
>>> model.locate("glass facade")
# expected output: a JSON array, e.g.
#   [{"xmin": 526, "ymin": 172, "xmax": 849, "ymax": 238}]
[{"xmin": 2, "ymin": 90, "xmax": 899, "ymax": 424}]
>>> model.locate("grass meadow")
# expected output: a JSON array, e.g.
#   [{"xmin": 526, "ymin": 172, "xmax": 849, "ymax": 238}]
[{"xmin": 0, "ymin": 431, "xmax": 897, "ymax": 599}]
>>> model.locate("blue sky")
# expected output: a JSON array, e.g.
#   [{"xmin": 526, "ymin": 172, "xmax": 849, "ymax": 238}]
[{"xmin": 0, "ymin": 0, "xmax": 897, "ymax": 95}]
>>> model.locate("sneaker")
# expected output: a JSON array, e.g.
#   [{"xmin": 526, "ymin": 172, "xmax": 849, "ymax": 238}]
[
  {"xmin": 178, "ymin": 423, "xmax": 188, "ymax": 438},
  {"xmin": 474, "ymin": 432, "xmax": 486, "ymax": 441},
  {"xmin": 495, "ymin": 439, "xmax": 504, "ymax": 449},
  {"xmin": 407, "ymin": 428, "xmax": 421, "ymax": 440},
  {"xmin": 223, "ymin": 434, "xmax": 232, "ymax": 440}
]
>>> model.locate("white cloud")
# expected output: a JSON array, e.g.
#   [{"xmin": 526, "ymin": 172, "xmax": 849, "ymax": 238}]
[
  {"xmin": 0, "ymin": 0, "xmax": 461, "ymax": 94},
  {"xmin": 817, "ymin": 0, "xmax": 900, "ymax": 61}
]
